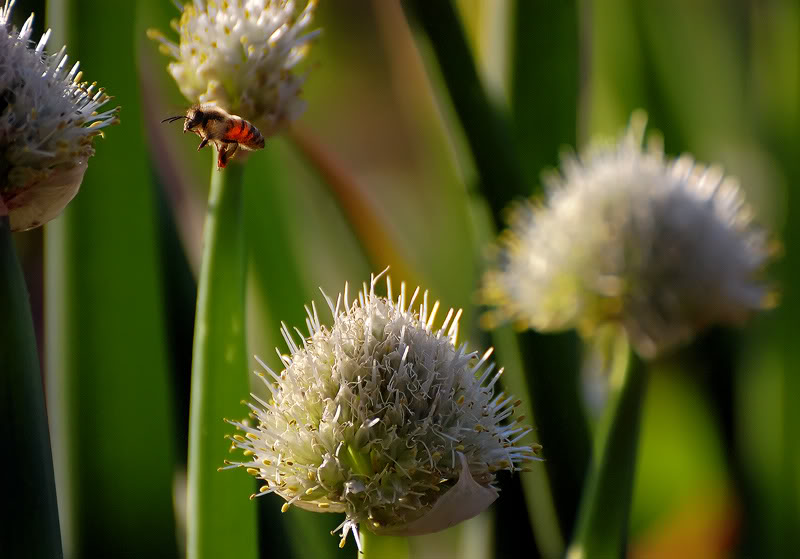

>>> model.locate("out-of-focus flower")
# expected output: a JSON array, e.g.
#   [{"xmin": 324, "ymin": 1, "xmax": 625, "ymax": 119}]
[
  {"xmin": 148, "ymin": 0, "xmax": 319, "ymax": 138},
  {"xmin": 482, "ymin": 112, "xmax": 776, "ymax": 359},
  {"xmin": 0, "ymin": 0, "xmax": 119, "ymax": 231},
  {"xmin": 224, "ymin": 272, "xmax": 538, "ymax": 549}
]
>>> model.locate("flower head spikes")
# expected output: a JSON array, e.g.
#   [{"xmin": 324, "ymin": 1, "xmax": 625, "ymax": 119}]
[
  {"xmin": 0, "ymin": 0, "xmax": 119, "ymax": 231},
  {"xmin": 148, "ymin": 0, "xmax": 319, "ymax": 139},
  {"xmin": 482, "ymin": 112, "xmax": 775, "ymax": 359},
  {"xmin": 224, "ymin": 271, "xmax": 539, "ymax": 550}
]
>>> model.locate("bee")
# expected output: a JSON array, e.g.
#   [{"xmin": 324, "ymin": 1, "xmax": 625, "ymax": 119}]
[{"xmin": 162, "ymin": 104, "xmax": 265, "ymax": 169}]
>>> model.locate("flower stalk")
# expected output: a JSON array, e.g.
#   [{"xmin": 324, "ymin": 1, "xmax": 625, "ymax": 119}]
[
  {"xmin": 567, "ymin": 343, "xmax": 647, "ymax": 559},
  {"xmin": 360, "ymin": 529, "xmax": 410, "ymax": 559},
  {"xmin": 188, "ymin": 155, "xmax": 257, "ymax": 559}
]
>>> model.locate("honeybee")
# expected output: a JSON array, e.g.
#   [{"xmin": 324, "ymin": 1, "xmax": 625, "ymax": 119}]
[{"xmin": 162, "ymin": 104, "xmax": 265, "ymax": 169}]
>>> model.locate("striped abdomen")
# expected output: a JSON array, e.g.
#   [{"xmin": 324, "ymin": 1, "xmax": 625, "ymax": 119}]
[{"xmin": 224, "ymin": 117, "xmax": 265, "ymax": 150}]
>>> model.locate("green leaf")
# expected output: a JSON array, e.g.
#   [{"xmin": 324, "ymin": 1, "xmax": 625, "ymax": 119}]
[
  {"xmin": 44, "ymin": 0, "xmax": 178, "ymax": 555},
  {"xmin": 187, "ymin": 157, "xmax": 257, "ymax": 559},
  {"xmin": 0, "ymin": 218, "xmax": 62, "ymax": 558}
]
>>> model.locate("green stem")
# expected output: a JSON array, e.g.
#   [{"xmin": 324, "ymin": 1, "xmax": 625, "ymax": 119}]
[
  {"xmin": 568, "ymin": 346, "xmax": 647, "ymax": 559},
  {"xmin": 0, "ymin": 217, "xmax": 62, "ymax": 558},
  {"xmin": 359, "ymin": 529, "xmax": 410, "ymax": 559},
  {"xmin": 187, "ymin": 157, "xmax": 257, "ymax": 559}
]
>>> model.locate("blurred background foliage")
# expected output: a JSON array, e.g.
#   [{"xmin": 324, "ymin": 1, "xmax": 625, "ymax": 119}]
[{"xmin": 8, "ymin": 0, "xmax": 800, "ymax": 557}]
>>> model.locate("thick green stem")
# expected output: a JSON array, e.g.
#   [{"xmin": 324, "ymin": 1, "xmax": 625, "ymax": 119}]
[
  {"xmin": 359, "ymin": 529, "xmax": 409, "ymax": 559},
  {"xmin": 568, "ymin": 347, "xmax": 647, "ymax": 559},
  {"xmin": 187, "ymin": 157, "xmax": 257, "ymax": 559},
  {"xmin": 0, "ymin": 217, "xmax": 62, "ymax": 558}
]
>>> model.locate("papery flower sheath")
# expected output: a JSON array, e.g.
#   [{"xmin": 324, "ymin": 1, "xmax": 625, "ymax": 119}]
[
  {"xmin": 148, "ymin": 0, "xmax": 319, "ymax": 138},
  {"xmin": 224, "ymin": 272, "xmax": 538, "ymax": 549},
  {"xmin": 0, "ymin": 0, "xmax": 119, "ymax": 231},
  {"xmin": 482, "ymin": 113, "xmax": 775, "ymax": 358}
]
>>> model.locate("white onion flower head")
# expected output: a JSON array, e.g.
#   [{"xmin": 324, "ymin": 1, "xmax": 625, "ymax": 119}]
[
  {"xmin": 224, "ymin": 272, "xmax": 538, "ymax": 550},
  {"xmin": 482, "ymin": 113, "xmax": 775, "ymax": 359},
  {"xmin": 148, "ymin": 0, "xmax": 319, "ymax": 137},
  {"xmin": 0, "ymin": 0, "xmax": 119, "ymax": 231}
]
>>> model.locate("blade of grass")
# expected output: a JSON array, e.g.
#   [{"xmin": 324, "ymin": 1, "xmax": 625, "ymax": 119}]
[
  {"xmin": 44, "ymin": 0, "xmax": 178, "ymax": 556},
  {"xmin": 567, "ymin": 343, "xmax": 647, "ymax": 559},
  {"xmin": 406, "ymin": 0, "xmax": 591, "ymax": 546},
  {"xmin": 0, "ymin": 216, "xmax": 62, "ymax": 558},
  {"xmin": 187, "ymin": 156, "xmax": 257, "ymax": 559}
]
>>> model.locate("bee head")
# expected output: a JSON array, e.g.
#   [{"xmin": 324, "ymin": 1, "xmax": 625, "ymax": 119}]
[{"xmin": 183, "ymin": 107, "xmax": 204, "ymax": 134}]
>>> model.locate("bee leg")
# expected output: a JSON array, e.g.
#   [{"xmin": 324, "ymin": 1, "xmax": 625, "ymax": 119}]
[
  {"xmin": 217, "ymin": 143, "xmax": 233, "ymax": 169},
  {"xmin": 197, "ymin": 137, "xmax": 209, "ymax": 151},
  {"xmin": 226, "ymin": 142, "xmax": 239, "ymax": 162}
]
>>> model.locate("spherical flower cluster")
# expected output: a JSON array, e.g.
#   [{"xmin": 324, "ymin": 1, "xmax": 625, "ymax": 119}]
[
  {"xmin": 224, "ymin": 272, "xmax": 538, "ymax": 549},
  {"xmin": 482, "ymin": 113, "xmax": 774, "ymax": 359},
  {"xmin": 0, "ymin": 0, "xmax": 119, "ymax": 231},
  {"xmin": 148, "ymin": 0, "xmax": 319, "ymax": 137}
]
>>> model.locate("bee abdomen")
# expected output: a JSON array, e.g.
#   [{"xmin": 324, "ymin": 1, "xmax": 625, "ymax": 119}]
[
  {"xmin": 226, "ymin": 118, "xmax": 265, "ymax": 150},
  {"xmin": 248, "ymin": 124, "xmax": 265, "ymax": 149}
]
